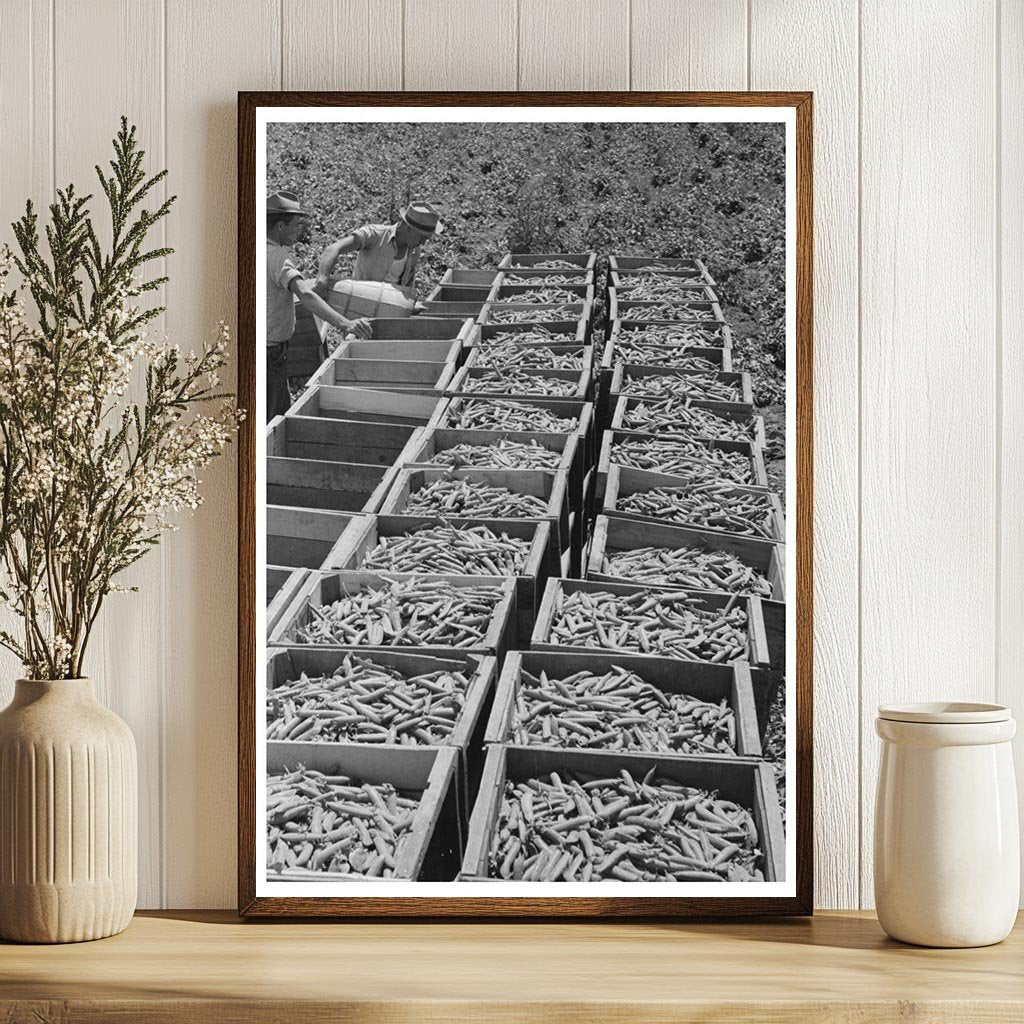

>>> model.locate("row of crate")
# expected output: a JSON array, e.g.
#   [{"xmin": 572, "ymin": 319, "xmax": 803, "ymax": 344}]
[
  {"xmin": 266, "ymin": 251, "xmax": 784, "ymax": 884},
  {"xmin": 267, "ymin": 644, "xmax": 785, "ymax": 883}
]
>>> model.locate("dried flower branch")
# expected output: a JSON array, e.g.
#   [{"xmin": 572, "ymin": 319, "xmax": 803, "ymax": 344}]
[{"xmin": 0, "ymin": 117, "xmax": 242, "ymax": 679}]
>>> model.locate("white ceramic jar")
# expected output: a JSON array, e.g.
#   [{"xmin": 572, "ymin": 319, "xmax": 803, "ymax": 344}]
[{"xmin": 874, "ymin": 702, "xmax": 1019, "ymax": 947}]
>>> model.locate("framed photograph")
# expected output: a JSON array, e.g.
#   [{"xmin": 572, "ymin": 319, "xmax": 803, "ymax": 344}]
[{"xmin": 238, "ymin": 91, "xmax": 812, "ymax": 917}]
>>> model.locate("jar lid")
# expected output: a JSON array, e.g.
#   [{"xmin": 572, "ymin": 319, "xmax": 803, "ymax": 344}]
[{"xmin": 877, "ymin": 701, "xmax": 1010, "ymax": 724}]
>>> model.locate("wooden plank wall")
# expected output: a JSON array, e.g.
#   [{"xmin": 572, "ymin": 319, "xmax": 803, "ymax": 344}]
[{"xmin": 0, "ymin": 0, "xmax": 1013, "ymax": 910}]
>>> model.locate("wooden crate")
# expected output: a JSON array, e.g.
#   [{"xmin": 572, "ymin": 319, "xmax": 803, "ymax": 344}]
[
  {"xmin": 425, "ymin": 283, "xmax": 495, "ymax": 303},
  {"xmin": 597, "ymin": 333, "xmax": 730, "ymax": 426},
  {"xmin": 479, "ymin": 300, "xmax": 593, "ymax": 330},
  {"xmin": 447, "ymin": 364, "xmax": 591, "ymax": 402},
  {"xmin": 267, "ymin": 457, "xmax": 398, "ymax": 515},
  {"xmin": 587, "ymin": 515, "xmax": 786, "ymax": 601},
  {"xmin": 599, "ymin": 333, "xmax": 731, "ymax": 374},
  {"xmin": 267, "ymin": 506, "xmax": 359, "ymax": 570},
  {"xmin": 266, "ymin": 422, "xmax": 402, "ymax": 514},
  {"xmin": 418, "ymin": 300, "xmax": 488, "ymax": 321},
  {"xmin": 437, "ymin": 396, "xmax": 596, "ymax": 470},
  {"xmin": 603, "ymin": 465, "xmax": 785, "ymax": 542},
  {"xmin": 608, "ymin": 292, "xmax": 725, "ymax": 326},
  {"xmin": 608, "ymin": 272, "xmax": 719, "ymax": 304},
  {"xmin": 379, "ymin": 466, "xmax": 571, "ymax": 553},
  {"xmin": 267, "ymin": 646, "xmax": 498, "ymax": 820},
  {"xmin": 477, "ymin": 319, "xmax": 589, "ymax": 347},
  {"xmin": 530, "ymin": 576, "xmax": 771, "ymax": 668},
  {"xmin": 269, "ymin": 569, "xmax": 517, "ymax": 657},
  {"xmin": 399, "ymin": 425, "xmax": 584, "ymax": 513},
  {"xmin": 439, "ymin": 268, "xmax": 502, "ymax": 287},
  {"xmin": 479, "ymin": 301, "xmax": 594, "ymax": 344},
  {"xmin": 460, "ymin": 744, "xmax": 784, "ymax": 882},
  {"xmin": 465, "ymin": 342, "xmax": 594, "ymax": 380},
  {"xmin": 608, "ymin": 318, "xmax": 734, "ymax": 351},
  {"xmin": 498, "ymin": 268, "xmax": 594, "ymax": 287},
  {"xmin": 498, "ymin": 252, "xmax": 597, "ymax": 271},
  {"xmin": 307, "ymin": 352, "xmax": 456, "ymax": 393},
  {"xmin": 611, "ymin": 395, "xmax": 767, "ymax": 449},
  {"xmin": 356, "ymin": 316, "xmax": 478, "ymax": 346},
  {"xmin": 321, "ymin": 514, "xmax": 555, "ymax": 635},
  {"xmin": 270, "ymin": 412, "xmax": 423, "ymax": 467},
  {"xmin": 289, "ymin": 384, "xmax": 441, "ymax": 428},
  {"xmin": 266, "ymin": 740, "xmax": 461, "ymax": 881},
  {"xmin": 608, "ymin": 255, "xmax": 715, "ymax": 285},
  {"xmin": 761, "ymin": 599, "xmax": 786, "ymax": 671},
  {"xmin": 487, "ymin": 282, "xmax": 596, "ymax": 306},
  {"xmin": 610, "ymin": 364, "xmax": 754, "ymax": 411},
  {"xmin": 597, "ymin": 429, "xmax": 769, "ymax": 498},
  {"xmin": 267, "ymin": 567, "xmax": 308, "ymax": 637},
  {"xmin": 287, "ymin": 299, "xmax": 327, "ymax": 377},
  {"xmin": 329, "ymin": 337, "xmax": 461, "ymax": 364},
  {"xmin": 484, "ymin": 650, "xmax": 761, "ymax": 757}
]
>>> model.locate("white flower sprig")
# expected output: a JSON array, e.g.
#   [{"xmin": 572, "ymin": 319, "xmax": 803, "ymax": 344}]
[{"xmin": 0, "ymin": 118, "xmax": 242, "ymax": 679}]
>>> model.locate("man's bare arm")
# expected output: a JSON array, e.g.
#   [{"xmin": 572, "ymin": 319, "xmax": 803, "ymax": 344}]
[
  {"xmin": 316, "ymin": 233, "xmax": 361, "ymax": 287},
  {"xmin": 289, "ymin": 277, "xmax": 371, "ymax": 337}
]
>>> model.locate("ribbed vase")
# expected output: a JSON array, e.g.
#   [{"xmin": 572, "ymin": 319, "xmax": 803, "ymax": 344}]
[{"xmin": 0, "ymin": 678, "xmax": 137, "ymax": 943}]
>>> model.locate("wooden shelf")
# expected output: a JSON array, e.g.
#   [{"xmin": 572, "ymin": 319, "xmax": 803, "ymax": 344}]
[{"xmin": 2, "ymin": 910, "xmax": 1022, "ymax": 1022}]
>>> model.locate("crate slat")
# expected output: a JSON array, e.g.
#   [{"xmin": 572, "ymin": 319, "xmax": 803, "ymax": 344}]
[
  {"xmin": 267, "ymin": 506, "xmax": 359, "ymax": 570},
  {"xmin": 266, "ymin": 740, "xmax": 461, "ymax": 881},
  {"xmin": 461, "ymin": 744, "xmax": 784, "ymax": 882},
  {"xmin": 308, "ymin": 352, "xmax": 456, "ymax": 393},
  {"xmin": 267, "ymin": 567, "xmax": 309, "ymax": 636},
  {"xmin": 268, "ymin": 570, "xmax": 516, "ymax": 659},
  {"xmin": 290, "ymin": 385, "xmax": 441, "ymax": 427},
  {"xmin": 271, "ymin": 413, "xmax": 423, "ymax": 467}
]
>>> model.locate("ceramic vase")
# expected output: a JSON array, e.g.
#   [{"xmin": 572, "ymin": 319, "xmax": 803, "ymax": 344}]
[
  {"xmin": 874, "ymin": 702, "xmax": 1019, "ymax": 948},
  {"xmin": 0, "ymin": 678, "xmax": 137, "ymax": 942}
]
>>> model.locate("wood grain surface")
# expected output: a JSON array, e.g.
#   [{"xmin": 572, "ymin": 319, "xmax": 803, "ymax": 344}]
[
  {"xmin": 750, "ymin": 0, "xmax": 860, "ymax": 911},
  {"xmin": 1000, "ymin": 0, "xmax": 1024, "ymax": 871},
  {"xmin": 283, "ymin": 0, "xmax": 403, "ymax": 91},
  {"xmin": 1, "ymin": 910, "xmax": 1023, "ymax": 1022},
  {"xmin": 858, "ymin": 0, "xmax": 998, "ymax": 909},
  {"xmin": 53, "ymin": 0, "xmax": 167, "ymax": 908},
  {"xmin": 164, "ymin": 0, "xmax": 280, "ymax": 910},
  {"xmin": 518, "ymin": 0, "xmax": 629, "ymax": 91},
  {"xmin": 631, "ymin": 0, "xmax": 748, "ymax": 90}
]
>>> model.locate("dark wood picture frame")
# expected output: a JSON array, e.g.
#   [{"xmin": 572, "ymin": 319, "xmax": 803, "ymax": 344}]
[{"xmin": 237, "ymin": 90, "xmax": 813, "ymax": 917}]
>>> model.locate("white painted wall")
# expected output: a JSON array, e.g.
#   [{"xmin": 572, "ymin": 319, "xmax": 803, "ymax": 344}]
[{"xmin": 0, "ymin": 0, "xmax": 1016, "ymax": 911}]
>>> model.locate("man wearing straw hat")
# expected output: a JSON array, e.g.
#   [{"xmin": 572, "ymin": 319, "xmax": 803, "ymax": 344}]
[
  {"xmin": 313, "ymin": 201, "xmax": 445, "ymax": 302},
  {"xmin": 266, "ymin": 190, "xmax": 371, "ymax": 420}
]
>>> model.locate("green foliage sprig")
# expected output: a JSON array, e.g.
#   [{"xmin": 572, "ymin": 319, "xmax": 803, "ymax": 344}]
[{"xmin": 0, "ymin": 117, "xmax": 241, "ymax": 679}]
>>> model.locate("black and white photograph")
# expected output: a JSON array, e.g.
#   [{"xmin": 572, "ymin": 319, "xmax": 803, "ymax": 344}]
[{"xmin": 249, "ymin": 100, "xmax": 804, "ymax": 908}]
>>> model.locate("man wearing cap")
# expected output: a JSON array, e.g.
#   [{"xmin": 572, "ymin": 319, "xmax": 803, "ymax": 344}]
[
  {"xmin": 313, "ymin": 201, "xmax": 445, "ymax": 301},
  {"xmin": 266, "ymin": 190, "xmax": 371, "ymax": 420}
]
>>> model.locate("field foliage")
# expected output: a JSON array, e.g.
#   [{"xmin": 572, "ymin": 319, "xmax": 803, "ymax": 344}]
[{"xmin": 269, "ymin": 120, "xmax": 786, "ymax": 470}]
